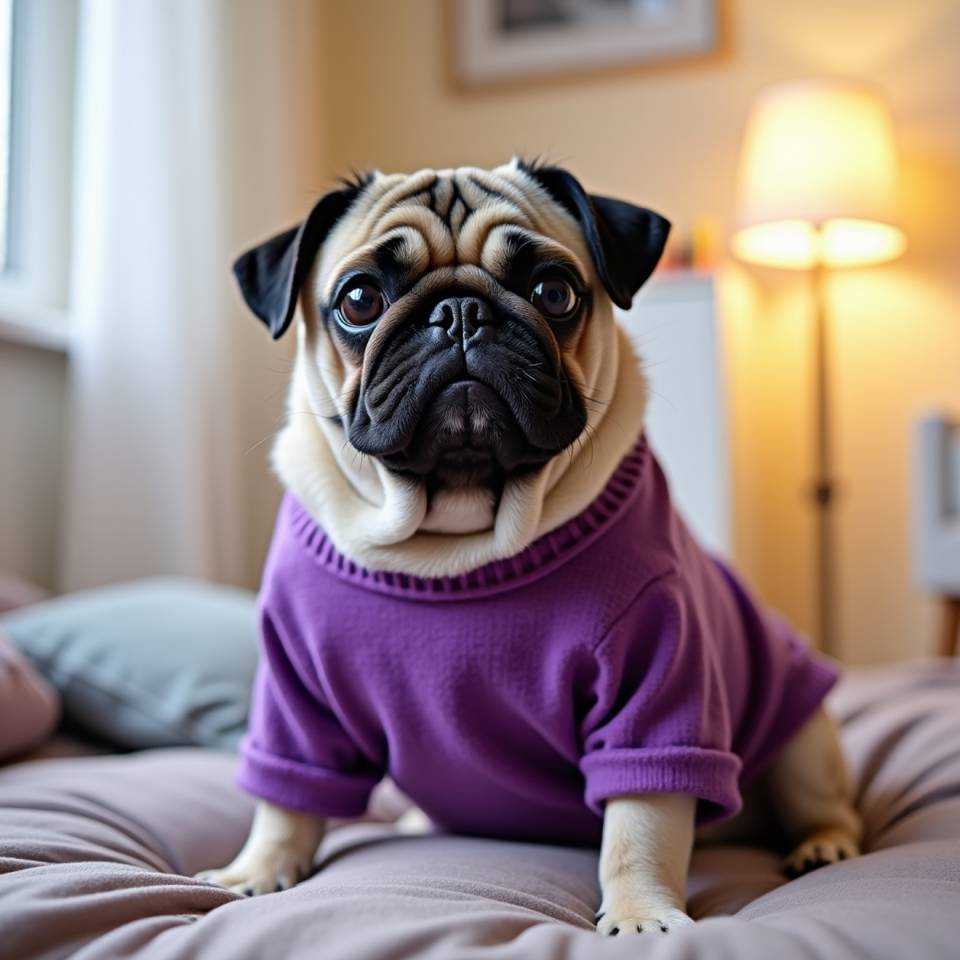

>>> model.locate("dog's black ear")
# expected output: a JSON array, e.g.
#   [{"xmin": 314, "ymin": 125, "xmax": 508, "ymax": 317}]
[
  {"xmin": 520, "ymin": 162, "xmax": 670, "ymax": 310},
  {"xmin": 233, "ymin": 179, "xmax": 368, "ymax": 339}
]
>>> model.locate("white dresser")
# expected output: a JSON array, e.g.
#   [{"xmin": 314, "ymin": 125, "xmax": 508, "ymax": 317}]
[{"xmin": 616, "ymin": 272, "xmax": 730, "ymax": 557}]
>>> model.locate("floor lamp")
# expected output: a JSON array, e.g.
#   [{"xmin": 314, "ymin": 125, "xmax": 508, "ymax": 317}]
[{"xmin": 732, "ymin": 79, "xmax": 906, "ymax": 657}]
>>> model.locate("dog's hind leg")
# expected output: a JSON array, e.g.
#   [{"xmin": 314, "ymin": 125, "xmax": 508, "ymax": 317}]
[{"xmin": 765, "ymin": 706, "xmax": 862, "ymax": 877}]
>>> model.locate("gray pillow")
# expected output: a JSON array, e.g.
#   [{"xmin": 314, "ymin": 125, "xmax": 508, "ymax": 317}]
[{"xmin": 0, "ymin": 578, "xmax": 258, "ymax": 751}]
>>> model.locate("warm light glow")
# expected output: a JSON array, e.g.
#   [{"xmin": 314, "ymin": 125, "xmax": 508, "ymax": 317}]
[
  {"xmin": 820, "ymin": 219, "xmax": 906, "ymax": 267},
  {"xmin": 733, "ymin": 79, "xmax": 905, "ymax": 270},
  {"xmin": 733, "ymin": 220, "xmax": 819, "ymax": 269},
  {"xmin": 733, "ymin": 219, "xmax": 907, "ymax": 269}
]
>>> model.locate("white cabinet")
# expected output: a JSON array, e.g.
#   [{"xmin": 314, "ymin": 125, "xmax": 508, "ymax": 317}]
[{"xmin": 617, "ymin": 272, "xmax": 731, "ymax": 557}]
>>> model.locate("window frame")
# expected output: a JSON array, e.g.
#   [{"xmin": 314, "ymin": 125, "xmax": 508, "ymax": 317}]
[{"xmin": 0, "ymin": 0, "xmax": 77, "ymax": 350}]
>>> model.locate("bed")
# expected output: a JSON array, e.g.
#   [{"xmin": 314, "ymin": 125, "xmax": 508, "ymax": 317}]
[{"xmin": 1, "ymin": 659, "xmax": 959, "ymax": 958}]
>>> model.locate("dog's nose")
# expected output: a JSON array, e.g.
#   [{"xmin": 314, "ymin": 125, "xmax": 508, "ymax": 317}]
[{"xmin": 428, "ymin": 297, "xmax": 493, "ymax": 347}]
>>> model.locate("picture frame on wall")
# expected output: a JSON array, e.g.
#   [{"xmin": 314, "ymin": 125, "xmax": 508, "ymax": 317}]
[{"xmin": 452, "ymin": 0, "xmax": 724, "ymax": 89}]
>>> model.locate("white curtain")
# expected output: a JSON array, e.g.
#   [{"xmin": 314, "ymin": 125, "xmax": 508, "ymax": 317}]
[{"xmin": 60, "ymin": 0, "xmax": 326, "ymax": 591}]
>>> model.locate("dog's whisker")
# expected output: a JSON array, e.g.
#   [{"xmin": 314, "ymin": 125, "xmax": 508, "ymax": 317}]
[{"xmin": 244, "ymin": 429, "xmax": 284, "ymax": 456}]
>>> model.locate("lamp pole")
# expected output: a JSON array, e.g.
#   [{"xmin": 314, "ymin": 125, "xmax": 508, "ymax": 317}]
[
  {"xmin": 811, "ymin": 232, "xmax": 836, "ymax": 657},
  {"xmin": 733, "ymin": 82, "xmax": 905, "ymax": 660}
]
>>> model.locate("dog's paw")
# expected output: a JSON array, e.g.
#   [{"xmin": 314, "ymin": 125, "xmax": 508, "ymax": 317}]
[
  {"xmin": 395, "ymin": 806, "xmax": 433, "ymax": 835},
  {"xmin": 784, "ymin": 828, "xmax": 860, "ymax": 878},
  {"xmin": 595, "ymin": 905, "xmax": 693, "ymax": 936},
  {"xmin": 194, "ymin": 850, "xmax": 312, "ymax": 897}
]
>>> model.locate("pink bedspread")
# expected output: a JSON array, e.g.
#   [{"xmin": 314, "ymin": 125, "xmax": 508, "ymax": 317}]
[{"xmin": 2, "ymin": 661, "xmax": 959, "ymax": 958}]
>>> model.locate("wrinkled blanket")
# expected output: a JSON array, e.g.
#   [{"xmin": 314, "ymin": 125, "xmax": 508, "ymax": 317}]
[{"xmin": 2, "ymin": 661, "xmax": 959, "ymax": 958}]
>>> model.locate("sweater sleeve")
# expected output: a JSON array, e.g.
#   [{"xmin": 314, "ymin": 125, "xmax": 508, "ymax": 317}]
[
  {"xmin": 579, "ymin": 573, "xmax": 743, "ymax": 823},
  {"xmin": 235, "ymin": 601, "xmax": 383, "ymax": 818}
]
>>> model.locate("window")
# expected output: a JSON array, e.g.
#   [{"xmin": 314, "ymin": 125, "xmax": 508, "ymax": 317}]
[
  {"xmin": 0, "ymin": 0, "xmax": 77, "ymax": 349},
  {"xmin": 0, "ymin": 0, "xmax": 12, "ymax": 267}
]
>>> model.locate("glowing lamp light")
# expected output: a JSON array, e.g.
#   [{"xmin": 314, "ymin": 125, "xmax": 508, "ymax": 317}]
[
  {"xmin": 733, "ymin": 79, "xmax": 906, "ymax": 269},
  {"xmin": 731, "ymin": 78, "xmax": 907, "ymax": 658}
]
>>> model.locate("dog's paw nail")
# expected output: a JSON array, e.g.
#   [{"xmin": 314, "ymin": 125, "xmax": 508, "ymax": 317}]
[
  {"xmin": 241, "ymin": 887, "xmax": 254, "ymax": 897},
  {"xmin": 660, "ymin": 924, "xmax": 669, "ymax": 933},
  {"xmin": 609, "ymin": 926, "xmax": 619, "ymax": 936}
]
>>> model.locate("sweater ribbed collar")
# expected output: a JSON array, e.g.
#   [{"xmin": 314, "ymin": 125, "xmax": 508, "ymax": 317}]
[{"xmin": 286, "ymin": 435, "xmax": 648, "ymax": 601}]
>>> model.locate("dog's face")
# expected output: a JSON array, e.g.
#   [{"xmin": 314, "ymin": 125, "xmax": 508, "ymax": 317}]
[{"xmin": 235, "ymin": 161, "xmax": 668, "ymax": 499}]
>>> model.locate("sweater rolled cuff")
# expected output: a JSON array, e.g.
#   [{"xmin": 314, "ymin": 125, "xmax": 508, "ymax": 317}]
[
  {"xmin": 580, "ymin": 746, "xmax": 743, "ymax": 824},
  {"xmin": 236, "ymin": 738, "xmax": 381, "ymax": 818}
]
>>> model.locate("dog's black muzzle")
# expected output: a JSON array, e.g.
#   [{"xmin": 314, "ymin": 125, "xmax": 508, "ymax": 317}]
[{"xmin": 346, "ymin": 293, "xmax": 587, "ymax": 484}]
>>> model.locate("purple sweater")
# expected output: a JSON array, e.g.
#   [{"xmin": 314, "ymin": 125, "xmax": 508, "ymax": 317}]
[{"xmin": 237, "ymin": 438, "xmax": 837, "ymax": 845}]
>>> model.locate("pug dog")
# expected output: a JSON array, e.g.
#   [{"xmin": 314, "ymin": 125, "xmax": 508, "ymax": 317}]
[{"xmin": 197, "ymin": 160, "xmax": 861, "ymax": 936}]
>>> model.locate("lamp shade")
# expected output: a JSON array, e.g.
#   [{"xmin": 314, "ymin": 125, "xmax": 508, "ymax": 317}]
[{"xmin": 733, "ymin": 79, "xmax": 906, "ymax": 269}]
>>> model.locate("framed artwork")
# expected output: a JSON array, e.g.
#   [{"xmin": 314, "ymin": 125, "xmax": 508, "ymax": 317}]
[{"xmin": 452, "ymin": 0, "xmax": 725, "ymax": 88}]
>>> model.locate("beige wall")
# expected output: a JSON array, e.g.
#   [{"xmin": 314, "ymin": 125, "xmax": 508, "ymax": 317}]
[
  {"xmin": 0, "ymin": 340, "xmax": 68, "ymax": 590},
  {"xmin": 322, "ymin": 0, "xmax": 960, "ymax": 663}
]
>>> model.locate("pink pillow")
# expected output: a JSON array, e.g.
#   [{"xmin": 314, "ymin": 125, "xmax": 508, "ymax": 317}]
[
  {"xmin": 0, "ymin": 631, "xmax": 60, "ymax": 760},
  {"xmin": 0, "ymin": 575, "xmax": 50, "ymax": 615}
]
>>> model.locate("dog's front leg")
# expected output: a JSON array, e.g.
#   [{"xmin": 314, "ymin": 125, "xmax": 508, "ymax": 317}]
[
  {"xmin": 195, "ymin": 800, "xmax": 326, "ymax": 896},
  {"xmin": 596, "ymin": 793, "xmax": 695, "ymax": 936}
]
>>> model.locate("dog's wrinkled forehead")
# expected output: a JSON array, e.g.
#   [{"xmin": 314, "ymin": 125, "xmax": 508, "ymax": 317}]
[
  {"xmin": 315, "ymin": 164, "xmax": 592, "ymax": 300},
  {"xmin": 231, "ymin": 160, "xmax": 669, "ymax": 340}
]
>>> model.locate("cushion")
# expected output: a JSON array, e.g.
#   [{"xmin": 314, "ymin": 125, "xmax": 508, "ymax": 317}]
[
  {"xmin": 0, "ymin": 632, "xmax": 60, "ymax": 760},
  {"xmin": 0, "ymin": 578, "xmax": 258, "ymax": 751},
  {"xmin": 0, "ymin": 574, "xmax": 49, "ymax": 614},
  {"xmin": 0, "ymin": 661, "xmax": 959, "ymax": 958}
]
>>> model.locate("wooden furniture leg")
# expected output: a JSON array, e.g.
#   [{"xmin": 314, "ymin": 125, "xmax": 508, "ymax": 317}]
[{"xmin": 938, "ymin": 597, "xmax": 960, "ymax": 658}]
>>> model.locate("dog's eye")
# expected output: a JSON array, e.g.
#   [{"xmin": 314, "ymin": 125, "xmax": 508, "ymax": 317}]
[
  {"xmin": 530, "ymin": 278, "xmax": 579, "ymax": 320},
  {"xmin": 338, "ymin": 284, "xmax": 385, "ymax": 327}
]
